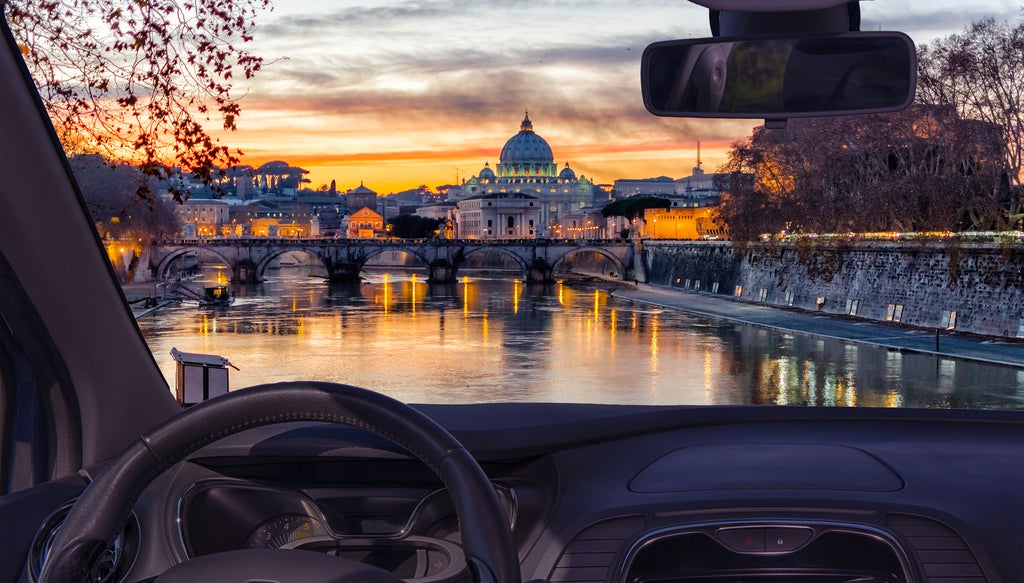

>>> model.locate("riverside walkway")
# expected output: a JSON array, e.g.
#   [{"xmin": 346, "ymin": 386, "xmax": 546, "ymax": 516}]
[{"xmin": 612, "ymin": 284, "xmax": 1024, "ymax": 369}]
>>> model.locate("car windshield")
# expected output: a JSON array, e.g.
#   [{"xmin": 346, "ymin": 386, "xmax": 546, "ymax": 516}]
[{"xmin": 11, "ymin": 0, "xmax": 1023, "ymax": 410}]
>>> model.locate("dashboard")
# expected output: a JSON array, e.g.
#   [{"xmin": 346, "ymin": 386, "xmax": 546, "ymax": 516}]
[{"xmin": 24, "ymin": 405, "xmax": 1024, "ymax": 583}]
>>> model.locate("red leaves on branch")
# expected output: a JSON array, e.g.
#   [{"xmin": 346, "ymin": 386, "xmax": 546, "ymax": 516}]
[{"xmin": 5, "ymin": 0, "xmax": 272, "ymax": 203}]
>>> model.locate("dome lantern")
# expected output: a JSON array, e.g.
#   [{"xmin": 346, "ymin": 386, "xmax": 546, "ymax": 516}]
[{"xmin": 520, "ymin": 111, "xmax": 533, "ymax": 132}]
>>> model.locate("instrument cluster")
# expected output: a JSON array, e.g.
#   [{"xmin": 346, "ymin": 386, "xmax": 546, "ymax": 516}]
[{"xmin": 177, "ymin": 479, "xmax": 516, "ymax": 579}]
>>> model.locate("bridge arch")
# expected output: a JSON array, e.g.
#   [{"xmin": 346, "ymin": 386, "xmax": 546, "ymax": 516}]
[
  {"xmin": 550, "ymin": 247, "xmax": 628, "ymax": 280},
  {"xmin": 254, "ymin": 248, "xmax": 328, "ymax": 281},
  {"xmin": 360, "ymin": 245, "xmax": 434, "ymax": 270},
  {"xmin": 154, "ymin": 247, "xmax": 235, "ymax": 281},
  {"xmin": 460, "ymin": 246, "xmax": 530, "ymax": 278}
]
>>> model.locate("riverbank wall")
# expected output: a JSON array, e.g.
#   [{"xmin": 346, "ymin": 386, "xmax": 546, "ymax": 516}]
[{"xmin": 644, "ymin": 239, "xmax": 1024, "ymax": 338}]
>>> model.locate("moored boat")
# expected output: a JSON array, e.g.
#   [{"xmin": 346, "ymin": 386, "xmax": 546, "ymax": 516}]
[{"xmin": 199, "ymin": 284, "xmax": 233, "ymax": 307}]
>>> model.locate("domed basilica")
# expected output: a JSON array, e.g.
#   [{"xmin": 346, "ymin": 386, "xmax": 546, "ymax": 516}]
[{"xmin": 449, "ymin": 113, "xmax": 599, "ymax": 239}]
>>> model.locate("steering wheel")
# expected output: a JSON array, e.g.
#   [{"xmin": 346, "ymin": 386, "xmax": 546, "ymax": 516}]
[{"xmin": 39, "ymin": 382, "xmax": 521, "ymax": 583}]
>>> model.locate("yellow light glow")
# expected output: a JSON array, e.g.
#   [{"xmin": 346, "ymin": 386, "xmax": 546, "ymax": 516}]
[
  {"xmin": 609, "ymin": 308, "xmax": 617, "ymax": 348},
  {"xmin": 411, "ymin": 274, "xmax": 418, "ymax": 316},
  {"xmin": 704, "ymin": 348, "xmax": 714, "ymax": 401},
  {"xmin": 885, "ymin": 391, "xmax": 903, "ymax": 408},
  {"xmin": 649, "ymin": 315, "xmax": 659, "ymax": 370}
]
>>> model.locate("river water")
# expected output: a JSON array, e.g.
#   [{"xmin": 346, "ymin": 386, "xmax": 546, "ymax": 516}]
[{"xmin": 137, "ymin": 268, "xmax": 1024, "ymax": 409}]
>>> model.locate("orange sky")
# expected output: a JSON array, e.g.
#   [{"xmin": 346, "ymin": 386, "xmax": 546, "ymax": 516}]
[
  {"xmin": 224, "ymin": 121, "xmax": 749, "ymax": 193},
  {"xmin": 200, "ymin": 0, "xmax": 1012, "ymax": 195}
]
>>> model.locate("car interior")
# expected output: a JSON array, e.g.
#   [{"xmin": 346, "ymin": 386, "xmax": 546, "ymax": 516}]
[{"xmin": 0, "ymin": 1, "xmax": 1021, "ymax": 583}]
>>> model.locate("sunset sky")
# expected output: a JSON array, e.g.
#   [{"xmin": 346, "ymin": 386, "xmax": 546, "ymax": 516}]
[{"xmin": 211, "ymin": 0, "xmax": 1021, "ymax": 194}]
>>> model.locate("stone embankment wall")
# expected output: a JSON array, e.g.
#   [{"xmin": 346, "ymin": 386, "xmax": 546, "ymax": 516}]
[{"xmin": 645, "ymin": 240, "xmax": 1024, "ymax": 338}]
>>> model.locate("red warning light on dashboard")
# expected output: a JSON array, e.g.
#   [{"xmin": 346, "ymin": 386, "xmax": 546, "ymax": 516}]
[{"xmin": 716, "ymin": 527, "xmax": 765, "ymax": 552}]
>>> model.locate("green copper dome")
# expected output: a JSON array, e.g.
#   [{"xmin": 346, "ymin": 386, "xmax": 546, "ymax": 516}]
[{"xmin": 499, "ymin": 112, "xmax": 554, "ymax": 166}]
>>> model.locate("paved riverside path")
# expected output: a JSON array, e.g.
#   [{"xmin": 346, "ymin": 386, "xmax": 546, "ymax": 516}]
[{"xmin": 611, "ymin": 284, "xmax": 1024, "ymax": 369}]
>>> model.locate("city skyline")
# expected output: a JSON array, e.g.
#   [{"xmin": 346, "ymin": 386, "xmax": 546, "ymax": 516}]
[{"xmin": 207, "ymin": 0, "xmax": 1021, "ymax": 194}]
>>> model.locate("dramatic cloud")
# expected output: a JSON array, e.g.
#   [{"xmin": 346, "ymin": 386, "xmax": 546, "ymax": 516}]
[
  {"xmin": 862, "ymin": 2, "xmax": 1020, "ymax": 43},
  {"xmin": 222, "ymin": 0, "xmax": 1013, "ymax": 192}
]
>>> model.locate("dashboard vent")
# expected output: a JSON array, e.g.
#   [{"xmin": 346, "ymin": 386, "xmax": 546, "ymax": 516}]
[
  {"xmin": 550, "ymin": 516, "xmax": 644, "ymax": 583},
  {"xmin": 886, "ymin": 514, "xmax": 986, "ymax": 582}
]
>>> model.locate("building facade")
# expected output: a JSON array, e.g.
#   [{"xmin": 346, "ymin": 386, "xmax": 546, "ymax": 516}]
[
  {"xmin": 449, "ymin": 192, "xmax": 542, "ymax": 239},
  {"xmin": 349, "ymin": 207, "xmax": 385, "ymax": 239},
  {"xmin": 346, "ymin": 183, "xmax": 377, "ymax": 215},
  {"xmin": 612, "ymin": 162, "xmax": 729, "ymax": 240},
  {"xmin": 613, "ymin": 177, "xmax": 677, "ymax": 197},
  {"xmin": 450, "ymin": 113, "xmax": 598, "ymax": 237},
  {"xmin": 642, "ymin": 204, "xmax": 729, "ymax": 240},
  {"xmin": 178, "ymin": 200, "xmax": 230, "ymax": 237}
]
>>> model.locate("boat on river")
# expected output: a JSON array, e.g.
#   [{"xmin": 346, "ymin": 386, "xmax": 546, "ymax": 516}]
[{"xmin": 199, "ymin": 284, "xmax": 233, "ymax": 307}]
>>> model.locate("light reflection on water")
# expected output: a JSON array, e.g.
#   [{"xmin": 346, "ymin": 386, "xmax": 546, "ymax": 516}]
[{"xmin": 137, "ymin": 269, "xmax": 1024, "ymax": 409}]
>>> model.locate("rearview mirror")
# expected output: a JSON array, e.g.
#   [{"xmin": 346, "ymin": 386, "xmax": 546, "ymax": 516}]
[{"xmin": 642, "ymin": 32, "xmax": 916, "ymax": 119}]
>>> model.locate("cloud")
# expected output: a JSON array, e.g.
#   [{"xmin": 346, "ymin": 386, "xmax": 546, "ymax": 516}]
[
  {"xmin": 260, "ymin": 0, "xmax": 704, "ymax": 37},
  {"xmin": 861, "ymin": 3, "xmax": 1018, "ymax": 43},
  {"xmin": 226, "ymin": 0, "xmax": 1014, "ymax": 192}
]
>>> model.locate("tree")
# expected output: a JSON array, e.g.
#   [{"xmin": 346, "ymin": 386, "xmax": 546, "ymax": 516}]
[
  {"xmin": 601, "ymin": 196, "xmax": 671, "ymax": 220},
  {"xmin": 5, "ymin": 0, "xmax": 271, "ymax": 202},
  {"xmin": 917, "ymin": 10, "xmax": 1024, "ymax": 224},
  {"xmin": 387, "ymin": 215, "xmax": 443, "ymax": 239},
  {"xmin": 717, "ymin": 108, "xmax": 1007, "ymax": 240},
  {"xmin": 70, "ymin": 154, "xmax": 181, "ymax": 241}
]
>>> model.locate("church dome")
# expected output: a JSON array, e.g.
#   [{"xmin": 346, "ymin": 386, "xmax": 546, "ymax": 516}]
[
  {"xmin": 499, "ymin": 112, "xmax": 553, "ymax": 166},
  {"xmin": 479, "ymin": 163, "xmax": 496, "ymax": 179},
  {"xmin": 558, "ymin": 162, "xmax": 576, "ymax": 180}
]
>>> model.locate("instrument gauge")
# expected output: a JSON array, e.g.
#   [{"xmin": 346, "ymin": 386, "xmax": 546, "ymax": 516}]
[{"xmin": 245, "ymin": 514, "xmax": 330, "ymax": 549}]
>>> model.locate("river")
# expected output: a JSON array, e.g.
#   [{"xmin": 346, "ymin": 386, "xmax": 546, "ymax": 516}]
[{"xmin": 136, "ymin": 268, "xmax": 1024, "ymax": 409}]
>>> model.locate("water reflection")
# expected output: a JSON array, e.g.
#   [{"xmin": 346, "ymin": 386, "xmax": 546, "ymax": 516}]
[{"xmin": 137, "ymin": 269, "xmax": 1024, "ymax": 409}]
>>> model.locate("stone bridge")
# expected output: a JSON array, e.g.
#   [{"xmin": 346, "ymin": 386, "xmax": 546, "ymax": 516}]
[{"xmin": 149, "ymin": 238, "xmax": 644, "ymax": 283}]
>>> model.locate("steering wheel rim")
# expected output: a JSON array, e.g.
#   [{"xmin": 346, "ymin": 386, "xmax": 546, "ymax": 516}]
[{"xmin": 39, "ymin": 382, "xmax": 521, "ymax": 583}]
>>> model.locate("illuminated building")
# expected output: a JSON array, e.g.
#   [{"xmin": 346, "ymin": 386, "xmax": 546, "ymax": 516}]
[
  {"xmin": 248, "ymin": 217, "xmax": 320, "ymax": 238},
  {"xmin": 349, "ymin": 207, "xmax": 385, "ymax": 239},
  {"xmin": 229, "ymin": 201, "xmax": 326, "ymax": 238},
  {"xmin": 177, "ymin": 200, "xmax": 229, "ymax": 237},
  {"xmin": 642, "ymin": 205, "xmax": 729, "ymax": 240},
  {"xmin": 614, "ymin": 160, "xmax": 730, "ymax": 240},
  {"xmin": 450, "ymin": 113, "xmax": 597, "ymax": 237},
  {"xmin": 448, "ymin": 192, "xmax": 542, "ymax": 239}
]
